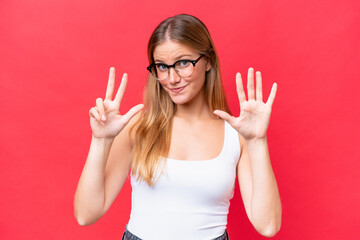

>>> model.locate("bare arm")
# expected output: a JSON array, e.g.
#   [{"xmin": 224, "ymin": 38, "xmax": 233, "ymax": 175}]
[
  {"xmin": 74, "ymin": 136, "xmax": 114, "ymax": 225},
  {"xmin": 74, "ymin": 68, "xmax": 143, "ymax": 225},
  {"xmin": 237, "ymin": 135, "xmax": 282, "ymax": 237},
  {"xmin": 214, "ymin": 68, "xmax": 281, "ymax": 236},
  {"xmin": 74, "ymin": 128, "xmax": 132, "ymax": 225}
]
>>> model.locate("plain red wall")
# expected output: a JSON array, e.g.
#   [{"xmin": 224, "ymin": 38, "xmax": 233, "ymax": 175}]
[{"xmin": 1, "ymin": 0, "xmax": 359, "ymax": 239}]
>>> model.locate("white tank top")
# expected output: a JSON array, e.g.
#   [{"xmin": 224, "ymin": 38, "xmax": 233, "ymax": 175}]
[{"xmin": 127, "ymin": 121, "xmax": 241, "ymax": 240}]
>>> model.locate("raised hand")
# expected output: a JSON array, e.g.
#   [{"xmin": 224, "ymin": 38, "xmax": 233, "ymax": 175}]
[
  {"xmin": 89, "ymin": 67, "xmax": 144, "ymax": 139},
  {"xmin": 214, "ymin": 68, "xmax": 277, "ymax": 140}
]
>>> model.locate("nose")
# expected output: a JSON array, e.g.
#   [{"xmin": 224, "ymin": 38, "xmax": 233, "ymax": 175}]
[{"xmin": 168, "ymin": 67, "xmax": 181, "ymax": 84}]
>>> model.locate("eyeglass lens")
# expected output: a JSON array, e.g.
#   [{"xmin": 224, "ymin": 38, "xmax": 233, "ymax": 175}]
[{"xmin": 152, "ymin": 61, "xmax": 194, "ymax": 81}]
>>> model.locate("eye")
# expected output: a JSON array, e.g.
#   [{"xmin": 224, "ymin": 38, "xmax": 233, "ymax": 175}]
[
  {"xmin": 156, "ymin": 64, "xmax": 168, "ymax": 72},
  {"xmin": 178, "ymin": 60, "xmax": 190, "ymax": 68}
]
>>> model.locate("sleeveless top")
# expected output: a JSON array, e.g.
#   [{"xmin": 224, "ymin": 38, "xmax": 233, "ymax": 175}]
[{"xmin": 127, "ymin": 121, "xmax": 241, "ymax": 240}]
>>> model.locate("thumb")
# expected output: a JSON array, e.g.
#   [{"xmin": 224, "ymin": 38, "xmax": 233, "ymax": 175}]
[
  {"xmin": 121, "ymin": 104, "xmax": 144, "ymax": 126},
  {"xmin": 213, "ymin": 110, "xmax": 237, "ymax": 127}
]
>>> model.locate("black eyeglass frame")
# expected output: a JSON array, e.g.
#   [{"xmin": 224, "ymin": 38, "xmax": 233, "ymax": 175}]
[{"xmin": 146, "ymin": 55, "xmax": 203, "ymax": 80}]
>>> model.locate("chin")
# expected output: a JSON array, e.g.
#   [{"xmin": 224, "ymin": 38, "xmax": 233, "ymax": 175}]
[{"xmin": 169, "ymin": 95, "xmax": 191, "ymax": 105}]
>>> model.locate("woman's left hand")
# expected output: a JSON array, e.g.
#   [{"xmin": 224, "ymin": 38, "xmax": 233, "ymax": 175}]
[{"xmin": 214, "ymin": 68, "xmax": 277, "ymax": 140}]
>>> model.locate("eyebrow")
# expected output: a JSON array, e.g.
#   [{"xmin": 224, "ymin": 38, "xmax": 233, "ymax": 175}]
[{"xmin": 154, "ymin": 54, "xmax": 194, "ymax": 63}]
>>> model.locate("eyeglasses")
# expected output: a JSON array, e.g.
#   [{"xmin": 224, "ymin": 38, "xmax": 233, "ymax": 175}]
[{"xmin": 147, "ymin": 55, "xmax": 203, "ymax": 81}]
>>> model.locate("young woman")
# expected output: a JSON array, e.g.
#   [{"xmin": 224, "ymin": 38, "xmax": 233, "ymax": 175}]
[{"xmin": 74, "ymin": 14, "xmax": 282, "ymax": 240}]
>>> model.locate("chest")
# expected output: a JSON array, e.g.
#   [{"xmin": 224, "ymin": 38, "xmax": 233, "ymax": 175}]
[
  {"xmin": 130, "ymin": 120, "xmax": 241, "ymax": 209},
  {"xmin": 167, "ymin": 119, "xmax": 224, "ymax": 160}
]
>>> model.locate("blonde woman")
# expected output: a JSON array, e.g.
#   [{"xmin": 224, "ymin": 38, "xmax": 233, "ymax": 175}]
[{"xmin": 74, "ymin": 14, "xmax": 282, "ymax": 240}]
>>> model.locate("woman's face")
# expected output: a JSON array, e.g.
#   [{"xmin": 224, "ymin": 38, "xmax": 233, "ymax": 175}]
[{"xmin": 153, "ymin": 40, "xmax": 211, "ymax": 105}]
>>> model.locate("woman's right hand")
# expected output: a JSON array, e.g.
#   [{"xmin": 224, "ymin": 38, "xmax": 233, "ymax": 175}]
[{"xmin": 89, "ymin": 67, "xmax": 144, "ymax": 139}]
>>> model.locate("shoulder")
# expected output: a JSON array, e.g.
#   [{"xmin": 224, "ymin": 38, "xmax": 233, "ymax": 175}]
[{"xmin": 225, "ymin": 121, "xmax": 243, "ymax": 151}]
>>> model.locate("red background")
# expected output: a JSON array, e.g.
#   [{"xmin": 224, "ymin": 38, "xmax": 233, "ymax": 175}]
[{"xmin": 1, "ymin": 0, "xmax": 359, "ymax": 239}]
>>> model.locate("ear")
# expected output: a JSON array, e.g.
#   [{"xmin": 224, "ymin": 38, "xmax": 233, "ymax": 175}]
[{"xmin": 206, "ymin": 59, "xmax": 211, "ymax": 72}]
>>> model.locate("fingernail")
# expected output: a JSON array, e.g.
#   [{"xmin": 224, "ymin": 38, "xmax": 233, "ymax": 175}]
[{"xmin": 101, "ymin": 115, "xmax": 106, "ymax": 121}]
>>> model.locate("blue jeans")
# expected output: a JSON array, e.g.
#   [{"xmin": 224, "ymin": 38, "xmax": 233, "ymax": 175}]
[{"xmin": 121, "ymin": 225, "xmax": 229, "ymax": 240}]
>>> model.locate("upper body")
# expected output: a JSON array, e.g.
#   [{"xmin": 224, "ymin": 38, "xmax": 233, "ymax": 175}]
[
  {"xmin": 74, "ymin": 14, "xmax": 282, "ymax": 238},
  {"xmin": 127, "ymin": 119, "xmax": 241, "ymax": 240}
]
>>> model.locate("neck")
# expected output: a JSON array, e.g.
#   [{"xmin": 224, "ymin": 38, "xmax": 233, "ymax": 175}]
[{"xmin": 174, "ymin": 89, "xmax": 213, "ymax": 121}]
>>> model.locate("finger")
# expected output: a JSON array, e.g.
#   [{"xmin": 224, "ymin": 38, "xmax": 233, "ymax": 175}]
[
  {"xmin": 236, "ymin": 73, "xmax": 246, "ymax": 106},
  {"xmin": 247, "ymin": 67, "xmax": 255, "ymax": 100},
  {"xmin": 266, "ymin": 83, "xmax": 278, "ymax": 107},
  {"xmin": 114, "ymin": 73, "xmax": 128, "ymax": 105},
  {"xmin": 96, "ymin": 98, "xmax": 107, "ymax": 121},
  {"xmin": 121, "ymin": 104, "xmax": 144, "ymax": 126},
  {"xmin": 89, "ymin": 107, "xmax": 101, "ymax": 122},
  {"xmin": 105, "ymin": 67, "xmax": 116, "ymax": 100},
  {"xmin": 256, "ymin": 71, "xmax": 263, "ymax": 102},
  {"xmin": 213, "ymin": 110, "xmax": 237, "ymax": 127}
]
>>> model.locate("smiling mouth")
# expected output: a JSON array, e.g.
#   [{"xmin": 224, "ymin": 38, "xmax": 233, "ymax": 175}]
[{"xmin": 170, "ymin": 85, "xmax": 187, "ymax": 93}]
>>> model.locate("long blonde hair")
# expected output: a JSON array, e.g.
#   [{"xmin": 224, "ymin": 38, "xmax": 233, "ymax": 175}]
[{"xmin": 130, "ymin": 14, "xmax": 230, "ymax": 186}]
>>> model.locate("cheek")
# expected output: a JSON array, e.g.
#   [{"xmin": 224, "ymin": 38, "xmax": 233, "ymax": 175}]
[
  {"xmin": 158, "ymin": 81, "xmax": 170, "ymax": 92},
  {"xmin": 158, "ymin": 81, "xmax": 174, "ymax": 98},
  {"xmin": 193, "ymin": 63, "xmax": 208, "ymax": 79},
  {"xmin": 191, "ymin": 69, "xmax": 206, "ymax": 87}
]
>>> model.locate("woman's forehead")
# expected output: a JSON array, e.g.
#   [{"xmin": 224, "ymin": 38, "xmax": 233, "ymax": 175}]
[{"xmin": 153, "ymin": 40, "xmax": 197, "ymax": 63}]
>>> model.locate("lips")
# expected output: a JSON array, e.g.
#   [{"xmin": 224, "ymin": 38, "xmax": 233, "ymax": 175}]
[{"xmin": 170, "ymin": 85, "xmax": 187, "ymax": 93}]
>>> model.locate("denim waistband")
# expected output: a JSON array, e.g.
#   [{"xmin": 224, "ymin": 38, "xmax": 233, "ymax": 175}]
[{"xmin": 121, "ymin": 225, "xmax": 229, "ymax": 240}]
